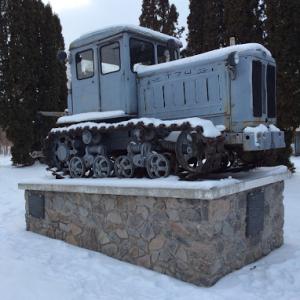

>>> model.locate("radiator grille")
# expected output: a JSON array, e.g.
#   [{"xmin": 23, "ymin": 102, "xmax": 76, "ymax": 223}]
[
  {"xmin": 267, "ymin": 65, "xmax": 276, "ymax": 118},
  {"xmin": 252, "ymin": 61, "xmax": 263, "ymax": 117}
]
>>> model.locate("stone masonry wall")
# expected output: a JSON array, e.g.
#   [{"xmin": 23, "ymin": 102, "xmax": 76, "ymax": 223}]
[{"xmin": 25, "ymin": 181, "xmax": 284, "ymax": 286}]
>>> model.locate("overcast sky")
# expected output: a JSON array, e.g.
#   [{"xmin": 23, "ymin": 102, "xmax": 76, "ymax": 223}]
[{"xmin": 41, "ymin": 0, "xmax": 189, "ymax": 49}]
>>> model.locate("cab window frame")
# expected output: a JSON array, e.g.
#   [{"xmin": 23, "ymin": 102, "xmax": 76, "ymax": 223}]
[
  {"xmin": 129, "ymin": 38, "xmax": 155, "ymax": 72},
  {"xmin": 75, "ymin": 49, "xmax": 95, "ymax": 81},
  {"xmin": 100, "ymin": 41, "xmax": 121, "ymax": 76}
]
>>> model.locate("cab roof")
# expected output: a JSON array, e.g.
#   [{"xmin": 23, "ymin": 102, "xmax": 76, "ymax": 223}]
[{"xmin": 69, "ymin": 24, "xmax": 183, "ymax": 50}]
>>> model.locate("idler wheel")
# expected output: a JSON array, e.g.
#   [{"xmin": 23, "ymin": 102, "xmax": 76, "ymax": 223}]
[
  {"xmin": 93, "ymin": 155, "xmax": 113, "ymax": 178},
  {"xmin": 146, "ymin": 153, "xmax": 170, "ymax": 179},
  {"xmin": 175, "ymin": 130, "xmax": 207, "ymax": 174},
  {"xmin": 49, "ymin": 139, "xmax": 63, "ymax": 169},
  {"xmin": 114, "ymin": 156, "xmax": 135, "ymax": 178},
  {"xmin": 56, "ymin": 143, "xmax": 70, "ymax": 162},
  {"xmin": 51, "ymin": 135, "xmax": 71, "ymax": 170},
  {"xmin": 69, "ymin": 156, "xmax": 86, "ymax": 178}
]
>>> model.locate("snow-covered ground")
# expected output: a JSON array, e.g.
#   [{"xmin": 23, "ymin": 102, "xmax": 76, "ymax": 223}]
[{"xmin": 0, "ymin": 155, "xmax": 299, "ymax": 300}]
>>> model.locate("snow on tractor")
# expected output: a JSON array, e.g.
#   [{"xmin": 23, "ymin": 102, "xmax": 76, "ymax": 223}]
[{"xmin": 44, "ymin": 25, "xmax": 285, "ymax": 179}]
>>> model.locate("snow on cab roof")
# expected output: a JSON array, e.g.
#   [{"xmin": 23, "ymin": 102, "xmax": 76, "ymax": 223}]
[
  {"xmin": 70, "ymin": 25, "xmax": 182, "ymax": 50},
  {"xmin": 136, "ymin": 43, "xmax": 273, "ymax": 77}
]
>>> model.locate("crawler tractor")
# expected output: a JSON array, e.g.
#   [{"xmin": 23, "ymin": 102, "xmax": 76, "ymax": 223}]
[{"xmin": 45, "ymin": 25, "xmax": 285, "ymax": 179}]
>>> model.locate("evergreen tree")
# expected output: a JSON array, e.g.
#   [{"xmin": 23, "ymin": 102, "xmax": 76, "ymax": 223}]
[
  {"xmin": 0, "ymin": 0, "xmax": 67, "ymax": 165},
  {"xmin": 139, "ymin": 0, "xmax": 183, "ymax": 37},
  {"xmin": 202, "ymin": 0, "xmax": 225, "ymax": 51},
  {"xmin": 32, "ymin": 3, "xmax": 67, "ymax": 151},
  {"xmin": 263, "ymin": 0, "xmax": 300, "ymax": 169},
  {"xmin": 3, "ymin": 0, "xmax": 37, "ymax": 165},
  {"xmin": 157, "ymin": 0, "xmax": 171, "ymax": 33},
  {"xmin": 187, "ymin": 0, "xmax": 224, "ymax": 55},
  {"xmin": 0, "ymin": 0, "xmax": 9, "ymax": 124},
  {"xmin": 187, "ymin": 0, "xmax": 264, "ymax": 54},
  {"xmin": 186, "ymin": 0, "xmax": 207, "ymax": 55},
  {"xmin": 156, "ymin": 0, "xmax": 184, "ymax": 37},
  {"xmin": 139, "ymin": 0, "xmax": 158, "ymax": 31},
  {"xmin": 223, "ymin": 0, "xmax": 263, "ymax": 45},
  {"xmin": 265, "ymin": 0, "xmax": 300, "ymax": 130}
]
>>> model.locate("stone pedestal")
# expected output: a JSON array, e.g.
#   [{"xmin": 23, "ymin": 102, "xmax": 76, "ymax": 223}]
[{"xmin": 19, "ymin": 167, "xmax": 288, "ymax": 286}]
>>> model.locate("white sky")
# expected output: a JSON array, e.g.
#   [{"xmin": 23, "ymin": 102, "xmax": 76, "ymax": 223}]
[{"xmin": 41, "ymin": 0, "xmax": 189, "ymax": 49}]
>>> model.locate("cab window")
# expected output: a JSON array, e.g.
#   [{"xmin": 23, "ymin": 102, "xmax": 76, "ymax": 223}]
[
  {"xmin": 157, "ymin": 45, "xmax": 170, "ymax": 64},
  {"xmin": 130, "ymin": 38, "xmax": 155, "ymax": 71},
  {"xmin": 157, "ymin": 45, "xmax": 179, "ymax": 63},
  {"xmin": 76, "ymin": 49, "xmax": 94, "ymax": 80},
  {"xmin": 100, "ymin": 42, "xmax": 121, "ymax": 75}
]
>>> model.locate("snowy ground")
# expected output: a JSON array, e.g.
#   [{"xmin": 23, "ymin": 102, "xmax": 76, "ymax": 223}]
[{"xmin": 0, "ymin": 155, "xmax": 299, "ymax": 300}]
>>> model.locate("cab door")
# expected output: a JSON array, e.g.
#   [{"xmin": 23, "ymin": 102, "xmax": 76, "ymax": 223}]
[
  {"xmin": 99, "ymin": 40, "xmax": 125, "ymax": 112},
  {"xmin": 72, "ymin": 48, "xmax": 100, "ymax": 114}
]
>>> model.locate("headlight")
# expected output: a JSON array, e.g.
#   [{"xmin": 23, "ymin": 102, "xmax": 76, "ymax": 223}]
[{"xmin": 228, "ymin": 51, "xmax": 239, "ymax": 66}]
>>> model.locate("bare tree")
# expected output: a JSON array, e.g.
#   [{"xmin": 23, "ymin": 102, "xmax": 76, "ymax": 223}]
[{"xmin": 0, "ymin": 128, "xmax": 12, "ymax": 155}]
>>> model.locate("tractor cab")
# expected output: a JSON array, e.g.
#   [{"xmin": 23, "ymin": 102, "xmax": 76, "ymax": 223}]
[{"xmin": 67, "ymin": 25, "xmax": 182, "ymax": 117}]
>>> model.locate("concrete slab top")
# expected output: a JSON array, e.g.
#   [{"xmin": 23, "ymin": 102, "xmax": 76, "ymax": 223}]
[{"xmin": 18, "ymin": 166, "xmax": 290, "ymax": 200}]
